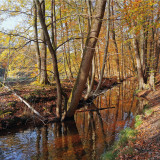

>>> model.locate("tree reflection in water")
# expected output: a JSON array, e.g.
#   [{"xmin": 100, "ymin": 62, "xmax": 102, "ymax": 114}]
[{"xmin": 0, "ymin": 79, "xmax": 149, "ymax": 160}]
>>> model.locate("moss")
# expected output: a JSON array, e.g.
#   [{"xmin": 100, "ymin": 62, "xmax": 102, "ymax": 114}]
[
  {"xmin": 102, "ymin": 101, "xmax": 155, "ymax": 160},
  {"xmin": 135, "ymin": 115, "xmax": 142, "ymax": 128},
  {"xmin": 101, "ymin": 128, "xmax": 137, "ymax": 160},
  {"xmin": 101, "ymin": 150, "xmax": 118, "ymax": 160},
  {"xmin": 7, "ymin": 101, "xmax": 17, "ymax": 107},
  {"xmin": 142, "ymin": 104, "xmax": 153, "ymax": 116},
  {"xmin": 23, "ymin": 94, "xmax": 37, "ymax": 102},
  {"xmin": 144, "ymin": 109, "xmax": 153, "ymax": 116}
]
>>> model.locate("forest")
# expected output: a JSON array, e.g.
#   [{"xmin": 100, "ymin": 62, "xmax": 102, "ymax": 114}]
[{"xmin": 0, "ymin": 0, "xmax": 159, "ymax": 159}]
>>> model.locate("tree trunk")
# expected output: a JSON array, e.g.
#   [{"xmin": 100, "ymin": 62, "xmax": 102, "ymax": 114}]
[
  {"xmin": 40, "ymin": 1, "xmax": 50, "ymax": 85},
  {"xmin": 51, "ymin": 0, "xmax": 57, "ymax": 47},
  {"xmin": 127, "ymin": 40, "xmax": 137, "ymax": 74},
  {"xmin": 62, "ymin": 0, "xmax": 107, "ymax": 120},
  {"xmin": 35, "ymin": 0, "xmax": 62, "ymax": 118},
  {"xmin": 149, "ymin": 21, "xmax": 159, "ymax": 90},
  {"xmin": 59, "ymin": 3, "xmax": 68, "ymax": 79},
  {"xmin": 111, "ymin": 0, "xmax": 120, "ymax": 81},
  {"xmin": 94, "ymin": 0, "xmax": 110, "ymax": 95},
  {"xmin": 85, "ymin": 0, "xmax": 95, "ymax": 99},
  {"xmin": 155, "ymin": 31, "xmax": 160, "ymax": 74},
  {"xmin": 133, "ymin": 33, "xmax": 145, "ymax": 90},
  {"xmin": 65, "ymin": 21, "xmax": 73, "ymax": 78},
  {"xmin": 33, "ymin": 1, "xmax": 41, "ymax": 82},
  {"xmin": 75, "ymin": 1, "xmax": 84, "ymax": 57}
]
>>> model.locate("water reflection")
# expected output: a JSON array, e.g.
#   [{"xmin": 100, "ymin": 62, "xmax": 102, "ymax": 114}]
[{"xmin": 0, "ymin": 79, "xmax": 147, "ymax": 160}]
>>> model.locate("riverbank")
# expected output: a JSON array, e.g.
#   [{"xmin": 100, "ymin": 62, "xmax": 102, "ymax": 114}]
[
  {"xmin": 130, "ymin": 74, "xmax": 160, "ymax": 159},
  {"xmin": 102, "ymin": 74, "xmax": 160, "ymax": 159},
  {"xmin": 0, "ymin": 77, "xmax": 118, "ymax": 132}
]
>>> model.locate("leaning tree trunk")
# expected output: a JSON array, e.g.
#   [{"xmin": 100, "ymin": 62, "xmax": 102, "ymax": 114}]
[
  {"xmin": 62, "ymin": 0, "xmax": 107, "ymax": 120},
  {"xmin": 35, "ymin": 0, "xmax": 62, "ymax": 118}
]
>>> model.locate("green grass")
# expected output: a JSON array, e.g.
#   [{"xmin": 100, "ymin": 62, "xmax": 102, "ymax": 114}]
[
  {"xmin": 144, "ymin": 109, "xmax": 153, "ymax": 116},
  {"xmin": 134, "ymin": 115, "xmax": 143, "ymax": 128},
  {"xmin": 142, "ymin": 104, "xmax": 153, "ymax": 116},
  {"xmin": 101, "ymin": 101, "xmax": 154, "ymax": 160},
  {"xmin": 101, "ymin": 128, "xmax": 137, "ymax": 160}
]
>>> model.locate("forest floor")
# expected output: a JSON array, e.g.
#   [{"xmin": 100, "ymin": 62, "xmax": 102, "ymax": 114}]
[
  {"xmin": 0, "ymin": 77, "xmax": 117, "ymax": 132},
  {"xmin": 118, "ymin": 74, "xmax": 160, "ymax": 159}
]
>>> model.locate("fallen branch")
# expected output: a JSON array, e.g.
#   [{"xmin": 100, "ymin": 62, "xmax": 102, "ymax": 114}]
[
  {"xmin": 1, "ymin": 82, "xmax": 45, "ymax": 122},
  {"xmin": 76, "ymin": 107, "xmax": 115, "ymax": 112}
]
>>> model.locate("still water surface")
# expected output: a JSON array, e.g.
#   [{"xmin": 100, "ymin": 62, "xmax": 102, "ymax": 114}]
[{"xmin": 0, "ymin": 79, "xmax": 147, "ymax": 160}]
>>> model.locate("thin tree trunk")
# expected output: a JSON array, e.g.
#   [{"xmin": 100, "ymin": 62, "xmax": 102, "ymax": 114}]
[
  {"xmin": 85, "ymin": 0, "xmax": 95, "ymax": 99},
  {"xmin": 140, "ymin": 22, "xmax": 148, "ymax": 82},
  {"xmin": 127, "ymin": 41, "xmax": 137, "ymax": 74},
  {"xmin": 65, "ymin": 21, "xmax": 73, "ymax": 78},
  {"xmin": 149, "ymin": 20, "xmax": 159, "ymax": 90},
  {"xmin": 155, "ymin": 29, "xmax": 160, "ymax": 74},
  {"xmin": 94, "ymin": 0, "xmax": 110, "ymax": 95},
  {"xmin": 59, "ymin": 3, "xmax": 68, "ymax": 79},
  {"xmin": 33, "ymin": 1, "xmax": 41, "ymax": 82},
  {"xmin": 51, "ymin": 0, "xmax": 57, "ymax": 47},
  {"xmin": 85, "ymin": 56, "xmax": 96, "ymax": 99},
  {"xmin": 40, "ymin": 1, "xmax": 49, "ymax": 85},
  {"xmin": 111, "ymin": 0, "xmax": 120, "ymax": 81},
  {"xmin": 75, "ymin": 0, "xmax": 84, "ymax": 57},
  {"xmin": 35, "ymin": 0, "xmax": 62, "ymax": 118},
  {"xmin": 133, "ymin": 32, "xmax": 145, "ymax": 90}
]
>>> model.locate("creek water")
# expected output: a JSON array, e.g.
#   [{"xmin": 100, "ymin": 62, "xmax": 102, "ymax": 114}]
[{"xmin": 0, "ymin": 79, "xmax": 147, "ymax": 160}]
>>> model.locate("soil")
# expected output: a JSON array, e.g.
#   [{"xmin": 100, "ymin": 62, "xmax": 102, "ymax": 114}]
[
  {"xmin": 118, "ymin": 74, "xmax": 160, "ymax": 159},
  {"xmin": 0, "ymin": 77, "xmax": 118, "ymax": 132}
]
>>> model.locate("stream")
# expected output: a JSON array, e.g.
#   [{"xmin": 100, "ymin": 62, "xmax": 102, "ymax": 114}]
[{"xmin": 0, "ymin": 79, "xmax": 148, "ymax": 160}]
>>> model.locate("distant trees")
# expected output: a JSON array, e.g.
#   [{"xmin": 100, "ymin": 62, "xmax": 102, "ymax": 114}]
[{"xmin": 121, "ymin": 0, "xmax": 160, "ymax": 90}]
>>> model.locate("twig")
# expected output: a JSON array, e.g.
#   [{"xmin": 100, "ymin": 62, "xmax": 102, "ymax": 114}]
[{"xmin": 76, "ymin": 107, "xmax": 115, "ymax": 112}]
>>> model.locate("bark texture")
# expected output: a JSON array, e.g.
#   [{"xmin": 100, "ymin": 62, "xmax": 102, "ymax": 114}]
[{"xmin": 62, "ymin": 0, "xmax": 107, "ymax": 120}]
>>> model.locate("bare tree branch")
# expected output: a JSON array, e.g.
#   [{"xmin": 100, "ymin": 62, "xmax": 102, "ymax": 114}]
[{"xmin": 56, "ymin": 37, "xmax": 83, "ymax": 50}]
